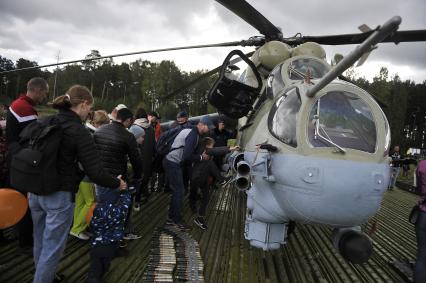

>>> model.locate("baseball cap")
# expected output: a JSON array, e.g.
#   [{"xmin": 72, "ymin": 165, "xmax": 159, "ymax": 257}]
[
  {"xmin": 199, "ymin": 116, "xmax": 214, "ymax": 129},
  {"xmin": 177, "ymin": 110, "xmax": 188, "ymax": 118}
]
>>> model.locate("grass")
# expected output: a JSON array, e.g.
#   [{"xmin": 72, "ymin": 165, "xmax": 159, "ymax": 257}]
[{"xmin": 35, "ymin": 106, "xmax": 58, "ymax": 117}]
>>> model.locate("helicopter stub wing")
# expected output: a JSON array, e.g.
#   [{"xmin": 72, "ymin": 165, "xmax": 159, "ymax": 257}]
[{"xmin": 215, "ymin": 0, "xmax": 282, "ymax": 40}]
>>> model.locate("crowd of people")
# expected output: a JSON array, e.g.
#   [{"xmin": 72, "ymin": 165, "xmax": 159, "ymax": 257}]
[{"xmin": 0, "ymin": 78, "xmax": 237, "ymax": 283}]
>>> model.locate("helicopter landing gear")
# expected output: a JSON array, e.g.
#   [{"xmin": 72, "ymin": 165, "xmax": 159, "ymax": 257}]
[{"xmin": 332, "ymin": 227, "xmax": 373, "ymax": 264}]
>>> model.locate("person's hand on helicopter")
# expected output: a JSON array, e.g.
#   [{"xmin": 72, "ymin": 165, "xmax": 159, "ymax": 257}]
[{"xmin": 230, "ymin": 146, "xmax": 240, "ymax": 151}]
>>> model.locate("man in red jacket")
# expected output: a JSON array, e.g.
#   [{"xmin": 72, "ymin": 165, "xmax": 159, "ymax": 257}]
[{"xmin": 6, "ymin": 77, "xmax": 49, "ymax": 255}]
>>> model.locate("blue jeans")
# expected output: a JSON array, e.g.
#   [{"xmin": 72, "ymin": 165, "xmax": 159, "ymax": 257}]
[
  {"xmin": 28, "ymin": 191, "xmax": 74, "ymax": 283},
  {"xmin": 163, "ymin": 158, "xmax": 184, "ymax": 223},
  {"xmin": 415, "ymin": 211, "xmax": 426, "ymax": 283},
  {"xmin": 389, "ymin": 167, "xmax": 401, "ymax": 188}
]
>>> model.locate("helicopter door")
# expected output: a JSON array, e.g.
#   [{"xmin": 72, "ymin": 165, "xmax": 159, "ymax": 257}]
[
  {"xmin": 268, "ymin": 87, "xmax": 302, "ymax": 147},
  {"xmin": 308, "ymin": 91, "xmax": 377, "ymax": 153},
  {"xmin": 208, "ymin": 50, "xmax": 262, "ymax": 119}
]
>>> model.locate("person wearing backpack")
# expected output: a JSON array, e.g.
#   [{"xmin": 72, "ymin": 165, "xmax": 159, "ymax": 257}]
[
  {"xmin": 6, "ymin": 77, "xmax": 48, "ymax": 255},
  {"xmin": 163, "ymin": 116, "xmax": 213, "ymax": 231},
  {"xmin": 69, "ymin": 110, "xmax": 110, "ymax": 241},
  {"xmin": 27, "ymin": 85, "xmax": 126, "ymax": 283},
  {"xmin": 414, "ymin": 159, "xmax": 426, "ymax": 283}
]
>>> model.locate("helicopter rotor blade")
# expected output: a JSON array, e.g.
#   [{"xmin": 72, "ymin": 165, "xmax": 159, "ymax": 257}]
[
  {"xmin": 0, "ymin": 41, "xmax": 246, "ymax": 75},
  {"xmin": 162, "ymin": 51, "xmax": 255, "ymax": 100},
  {"xmin": 306, "ymin": 16, "xmax": 402, "ymax": 97},
  {"xmin": 291, "ymin": 29, "xmax": 426, "ymax": 46},
  {"xmin": 215, "ymin": 0, "xmax": 282, "ymax": 40}
]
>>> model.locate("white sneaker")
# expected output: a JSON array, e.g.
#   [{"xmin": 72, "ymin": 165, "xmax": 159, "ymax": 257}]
[
  {"xmin": 123, "ymin": 233, "xmax": 142, "ymax": 240},
  {"xmin": 70, "ymin": 231, "xmax": 90, "ymax": 240},
  {"xmin": 133, "ymin": 203, "xmax": 141, "ymax": 212}
]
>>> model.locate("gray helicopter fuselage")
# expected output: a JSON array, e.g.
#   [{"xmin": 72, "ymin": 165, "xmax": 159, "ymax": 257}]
[{"xmin": 237, "ymin": 56, "xmax": 391, "ymax": 250}]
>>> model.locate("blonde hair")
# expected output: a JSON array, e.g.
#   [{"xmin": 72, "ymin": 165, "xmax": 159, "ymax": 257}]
[
  {"xmin": 92, "ymin": 110, "xmax": 109, "ymax": 126},
  {"xmin": 51, "ymin": 85, "xmax": 93, "ymax": 110}
]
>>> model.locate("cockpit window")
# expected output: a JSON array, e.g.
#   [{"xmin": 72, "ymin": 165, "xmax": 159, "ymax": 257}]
[
  {"xmin": 268, "ymin": 88, "xmax": 301, "ymax": 147},
  {"xmin": 288, "ymin": 58, "xmax": 329, "ymax": 80},
  {"xmin": 308, "ymin": 91, "xmax": 377, "ymax": 153},
  {"xmin": 266, "ymin": 63, "xmax": 286, "ymax": 98}
]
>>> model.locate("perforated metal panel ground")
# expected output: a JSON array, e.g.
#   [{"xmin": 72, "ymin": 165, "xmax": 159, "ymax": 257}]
[{"xmin": 0, "ymin": 187, "xmax": 418, "ymax": 282}]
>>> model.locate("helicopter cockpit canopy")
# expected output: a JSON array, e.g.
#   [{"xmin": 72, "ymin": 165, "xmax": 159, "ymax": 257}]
[
  {"xmin": 266, "ymin": 57, "xmax": 331, "ymax": 98},
  {"xmin": 208, "ymin": 50, "xmax": 262, "ymax": 119},
  {"xmin": 308, "ymin": 91, "xmax": 377, "ymax": 153},
  {"xmin": 268, "ymin": 87, "xmax": 301, "ymax": 147},
  {"xmin": 288, "ymin": 58, "xmax": 330, "ymax": 81}
]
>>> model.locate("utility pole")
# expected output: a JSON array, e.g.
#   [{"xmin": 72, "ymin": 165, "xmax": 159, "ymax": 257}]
[{"xmin": 53, "ymin": 50, "xmax": 61, "ymax": 99}]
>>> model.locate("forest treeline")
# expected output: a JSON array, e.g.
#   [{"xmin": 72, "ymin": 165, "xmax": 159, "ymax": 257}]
[{"xmin": 0, "ymin": 51, "xmax": 425, "ymax": 150}]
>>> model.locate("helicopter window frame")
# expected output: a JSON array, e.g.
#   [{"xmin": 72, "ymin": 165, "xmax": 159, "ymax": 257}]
[
  {"xmin": 266, "ymin": 63, "xmax": 287, "ymax": 99},
  {"xmin": 307, "ymin": 90, "xmax": 378, "ymax": 153},
  {"xmin": 268, "ymin": 86, "xmax": 302, "ymax": 148},
  {"xmin": 287, "ymin": 57, "xmax": 330, "ymax": 81}
]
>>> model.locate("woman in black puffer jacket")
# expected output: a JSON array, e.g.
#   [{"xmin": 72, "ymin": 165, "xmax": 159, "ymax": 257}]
[{"xmin": 28, "ymin": 85, "xmax": 126, "ymax": 283}]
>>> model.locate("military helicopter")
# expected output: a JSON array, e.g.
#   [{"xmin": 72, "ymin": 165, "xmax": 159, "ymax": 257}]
[
  {"xmin": 2, "ymin": 0, "xmax": 426, "ymax": 264},
  {"xmin": 163, "ymin": 0, "xmax": 426, "ymax": 264}
]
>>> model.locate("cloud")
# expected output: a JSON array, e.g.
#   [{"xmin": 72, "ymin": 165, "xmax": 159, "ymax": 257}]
[{"xmin": 0, "ymin": 0, "xmax": 425, "ymax": 82}]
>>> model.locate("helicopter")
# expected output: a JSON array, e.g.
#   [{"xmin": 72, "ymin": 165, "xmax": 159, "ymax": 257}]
[
  {"xmin": 2, "ymin": 0, "xmax": 426, "ymax": 265},
  {"xmin": 164, "ymin": 0, "xmax": 426, "ymax": 264}
]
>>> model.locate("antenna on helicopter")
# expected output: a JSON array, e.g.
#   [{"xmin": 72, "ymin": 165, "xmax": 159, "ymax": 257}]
[{"xmin": 306, "ymin": 16, "xmax": 402, "ymax": 98}]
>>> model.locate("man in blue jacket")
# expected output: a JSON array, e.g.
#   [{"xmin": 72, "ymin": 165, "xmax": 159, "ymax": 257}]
[{"xmin": 163, "ymin": 116, "xmax": 213, "ymax": 230}]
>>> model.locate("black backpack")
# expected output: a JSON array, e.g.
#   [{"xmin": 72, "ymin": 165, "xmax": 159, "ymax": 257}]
[
  {"xmin": 155, "ymin": 127, "xmax": 184, "ymax": 158},
  {"xmin": 10, "ymin": 115, "xmax": 63, "ymax": 195}
]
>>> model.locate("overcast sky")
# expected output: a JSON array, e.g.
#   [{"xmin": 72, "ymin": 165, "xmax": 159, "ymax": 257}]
[{"xmin": 1, "ymin": 0, "xmax": 425, "ymax": 82}]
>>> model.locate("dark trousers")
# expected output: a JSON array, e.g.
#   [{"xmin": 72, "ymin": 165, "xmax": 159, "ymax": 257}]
[
  {"xmin": 134, "ymin": 177, "xmax": 150, "ymax": 203},
  {"xmin": 17, "ymin": 191, "xmax": 33, "ymax": 248},
  {"xmin": 163, "ymin": 159, "xmax": 184, "ymax": 223},
  {"xmin": 183, "ymin": 164, "xmax": 191, "ymax": 193},
  {"xmin": 415, "ymin": 211, "xmax": 426, "ymax": 283},
  {"xmin": 87, "ymin": 244, "xmax": 118, "ymax": 283},
  {"xmin": 124, "ymin": 198, "xmax": 134, "ymax": 234},
  {"xmin": 189, "ymin": 182, "xmax": 210, "ymax": 217},
  {"xmin": 190, "ymin": 160, "xmax": 223, "ymax": 217}
]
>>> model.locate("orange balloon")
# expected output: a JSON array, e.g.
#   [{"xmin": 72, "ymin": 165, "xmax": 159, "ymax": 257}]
[
  {"xmin": 0, "ymin": 188, "xmax": 28, "ymax": 229},
  {"xmin": 85, "ymin": 202, "xmax": 97, "ymax": 224}
]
